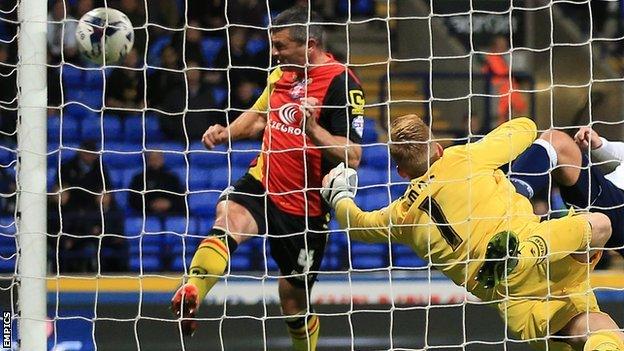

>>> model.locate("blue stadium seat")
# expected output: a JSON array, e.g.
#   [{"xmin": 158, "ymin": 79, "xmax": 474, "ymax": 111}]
[
  {"xmin": 357, "ymin": 187, "xmax": 391, "ymax": 211},
  {"xmin": 48, "ymin": 114, "xmax": 80, "ymax": 143},
  {"xmin": 146, "ymin": 142, "xmax": 185, "ymax": 152},
  {"xmin": 188, "ymin": 167, "xmax": 212, "ymax": 191},
  {"xmin": 147, "ymin": 35, "xmax": 173, "ymax": 66},
  {"xmin": 47, "ymin": 147, "xmax": 78, "ymax": 167},
  {"xmin": 197, "ymin": 217, "xmax": 215, "ymax": 235},
  {"xmin": 0, "ymin": 147, "xmax": 16, "ymax": 168},
  {"xmin": 393, "ymin": 255, "xmax": 427, "ymax": 268},
  {"xmin": 81, "ymin": 114, "xmax": 123, "ymax": 142},
  {"xmin": 103, "ymin": 141, "xmax": 140, "ymax": 153},
  {"xmin": 188, "ymin": 192, "xmax": 220, "ymax": 217},
  {"xmin": 124, "ymin": 216, "xmax": 162, "ymax": 237},
  {"xmin": 61, "ymin": 65, "xmax": 83, "ymax": 89},
  {"xmin": 230, "ymin": 256, "xmax": 252, "ymax": 271},
  {"xmin": 83, "ymin": 69, "xmax": 104, "ymax": 88},
  {"xmin": 165, "ymin": 216, "xmax": 192, "ymax": 234},
  {"xmin": 130, "ymin": 255, "xmax": 162, "ymax": 272},
  {"xmin": 201, "ymin": 37, "xmax": 225, "ymax": 66},
  {"xmin": 189, "ymin": 148, "xmax": 228, "ymax": 168},
  {"xmin": 63, "ymin": 103, "xmax": 99, "ymax": 120},
  {"xmin": 361, "ymin": 118, "xmax": 379, "ymax": 144},
  {"xmin": 361, "ymin": 144, "xmax": 389, "ymax": 169},
  {"xmin": 0, "ymin": 257, "xmax": 16, "ymax": 273},
  {"xmin": 145, "ymin": 114, "xmax": 165, "ymax": 142},
  {"xmin": 212, "ymin": 87, "xmax": 227, "ymax": 106},
  {"xmin": 122, "ymin": 169, "xmax": 140, "ymax": 188},
  {"xmin": 171, "ymin": 255, "xmax": 192, "ymax": 272},
  {"xmin": 246, "ymin": 38, "xmax": 268, "ymax": 56},
  {"xmin": 66, "ymin": 90, "xmax": 103, "ymax": 110},
  {"xmin": 337, "ymin": 0, "xmax": 374, "ymax": 16},
  {"xmin": 162, "ymin": 152, "xmax": 187, "ymax": 169},
  {"xmin": 102, "ymin": 151, "xmax": 143, "ymax": 170},
  {"xmin": 351, "ymin": 242, "xmax": 388, "ymax": 255},
  {"xmin": 261, "ymin": 256, "xmax": 279, "ymax": 271},
  {"xmin": 320, "ymin": 256, "xmax": 341, "ymax": 270},
  {"xmin": 123, "ymin": 115, "xmax": 143, "ymax": 142},
  {"xmin": 0, "ymin": 235, "xmax": 16, "ymax": 256},
  {"xmin": 231, "ymin": 140, "xmax": 262, "ymax": 151},
  {"xmin": 230, "ymin": 150, "xmax": 258, "ymax": 168},
  {"xmin": 47, "ymin": 167, "xmax": 57, "ymax": 191},
  {"xmin": 115, "ymin": 191, "xmax": 130, "ymax": 211},
  {"xmin": 108, "ymin": 169, "xmax": 124, "ymax": 189},
  {"xmin": 358, "ymin": 167, "xmax": 388, "ymax": 187},
  {"xmin": 352, "ymin": 255, "xmax": 387, "ymax": 269}
]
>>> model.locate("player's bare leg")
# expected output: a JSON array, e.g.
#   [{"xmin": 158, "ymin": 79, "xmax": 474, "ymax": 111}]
[
  {"xmin": 279, "ymin": 278, "xmax": 320, "ymax": 351},
  {"xmin": 558, "ymin": 312, "xmax": 624, "ymax": 350},
  {"xmin": 539, "ymin": 129, "xmax": 583, "ymax": 187},
  {"xmin": 171, "ymin": 200, "xmax": 258, "ymax": 336},
  {"xmin": 510, "ymin": 129, "xmax": 582, "ymax": 197}
]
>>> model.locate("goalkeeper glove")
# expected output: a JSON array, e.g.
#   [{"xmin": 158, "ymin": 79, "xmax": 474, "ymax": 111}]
[{"xmin": 321, "ymin": 162, "xmax": 358, "ymax": 208}]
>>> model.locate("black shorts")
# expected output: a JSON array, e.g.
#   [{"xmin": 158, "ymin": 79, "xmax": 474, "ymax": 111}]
[
  {"xmin": 560, "ymin": 155, "xmax": 624, "ymax": 254},
  {"xmin": 218, "ymin": 173, "xmax": 329, "ymax": 289}
]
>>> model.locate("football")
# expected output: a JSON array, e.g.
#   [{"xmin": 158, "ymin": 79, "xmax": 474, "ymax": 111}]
[{"xmin": 75, "ymin": 7, "xmax": 134, "ymax": 65}]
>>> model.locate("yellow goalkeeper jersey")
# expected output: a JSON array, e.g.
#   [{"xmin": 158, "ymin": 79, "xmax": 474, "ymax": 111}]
[{"xmin": 335, "ymin": 117, "xmax": 539, "ymax": 300}]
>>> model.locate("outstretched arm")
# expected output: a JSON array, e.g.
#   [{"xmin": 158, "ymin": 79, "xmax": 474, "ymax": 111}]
[
  {"xmin": 322, "ymin": 163, "xmax": 403, "ymax": 243},
  {"xmin": 469, "ymin": 117, "xmax": 538, "ymax": 169}
]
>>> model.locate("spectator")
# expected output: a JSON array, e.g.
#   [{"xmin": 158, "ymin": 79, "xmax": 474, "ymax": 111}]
[
  {"xmin": 73, "ymin": 0, "xmax": 104, "ymax": 18},
  {"xmin": 214, "ymin": 27, "xmax": 267, "ymax": 89},
  {"xmin": 147, "ymin": 0, "xmax": 180, "ymax": 29},
  {"xmin": 117, "ymin": 0, "xmax": 146, "ymax": 56},
  {"xmin": 105, "ymin": 48, "xmax": 145, "ymax": 116},
  {"xmin": 47, "ymin": 0, "xmax": 78, "ymax": 65},
  {"xmin": 128, "ymin": 151, "xmax": 185, "ymax": 215},
  {"xmin": 147, "ymin": 45, "xmax": 184, "ymax": 110},
  {"xmin": 49, "ymin": 140, "xmax": 125, "ymax": 272},
  {"xmin": 182, "ymin": 20, "xmax": 206, "ymax": 65},
  {"xmin": 159, "ymin": 60, "xmax": 226, "ymax": 141},
  {"xmin": 187, "ymin": 0, "xmax": 225, "ymax": 29},
  {"xmin": 229, "ymin": 80, "xmax": 260, "ymax": 120},
  {"xmin": 227, "ymin": 0, "xmax": 267, "ymax": 26},
  {"xmin": 481, "ymin": 35, "xmax": 527, "ymax": 127}
]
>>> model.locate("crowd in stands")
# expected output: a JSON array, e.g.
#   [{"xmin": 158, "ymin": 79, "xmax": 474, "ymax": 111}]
[{"xmin": 0, "ymin": 0, "xmax": 616, "ymax": 273}]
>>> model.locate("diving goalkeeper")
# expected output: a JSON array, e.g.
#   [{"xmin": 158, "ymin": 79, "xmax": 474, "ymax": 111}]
[{"xmin": 322, "ymin": 116, "xmax": 624, "ymax": 351}]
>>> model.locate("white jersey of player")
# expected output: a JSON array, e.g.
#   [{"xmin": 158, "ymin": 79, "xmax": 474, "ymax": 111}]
[{"xmin": 591, "ymin": 137, "xmax": 624, "ymax": 191}]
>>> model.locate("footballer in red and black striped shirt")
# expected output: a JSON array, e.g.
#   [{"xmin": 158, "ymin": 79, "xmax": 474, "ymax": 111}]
[{"xmin": 172, "ymin": 6, "xmax": 364, "ymax": 349}]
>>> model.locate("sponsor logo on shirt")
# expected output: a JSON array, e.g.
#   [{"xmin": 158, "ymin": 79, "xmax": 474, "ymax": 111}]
[
  {"xmin": 348, "ymin": 89, "xmax": 365, "ymax": 115},
  {"xmin": 273, "ymin": 103, "xmax": 305, "ymax": 135},
  {"xmin": 352, "ymin": 115, "xmax": 364, "ymax": 138},
  {"xmin": 290, "ymin": 78, "xmax": 312, "ymax": 99},
  {"xmin": 278, "ymin": 102, "xmax": 300, "ymax": 125}
]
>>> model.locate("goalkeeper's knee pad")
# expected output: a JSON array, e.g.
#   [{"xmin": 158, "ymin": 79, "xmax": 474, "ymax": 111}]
[{"xmin": 584, "ymin": 331, "xmax": 624, "ymax": 351}]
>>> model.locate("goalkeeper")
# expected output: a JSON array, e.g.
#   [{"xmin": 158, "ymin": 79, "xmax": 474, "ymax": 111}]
[
  {"xmin": 170, "ymin": 5, "xmax": 365, "ymax": 350},
  {"xmin": 322, "ymin": 116, "xmax": 624, "ymax": 351}
]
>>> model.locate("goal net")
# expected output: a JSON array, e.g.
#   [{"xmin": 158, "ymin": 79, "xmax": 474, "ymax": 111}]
[{"xmin": 2, "ymin": 0, "xmax": 624, "ymax": 350}]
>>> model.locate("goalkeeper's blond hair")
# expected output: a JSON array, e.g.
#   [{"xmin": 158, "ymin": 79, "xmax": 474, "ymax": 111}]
[{"xmin": 389, "ymin": 114, "xmax": 436, "ymax": 178}]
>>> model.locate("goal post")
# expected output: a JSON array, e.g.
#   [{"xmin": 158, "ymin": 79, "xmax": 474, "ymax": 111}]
[{"xmin": 16, "ymin": 0, "xmax": 47, "ymax": 349}]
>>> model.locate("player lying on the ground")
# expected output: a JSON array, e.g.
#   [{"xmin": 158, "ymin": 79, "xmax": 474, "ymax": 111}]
[
  {"xmin": 321, "ymin": 116, "xmax": 624, "ymax": 351},
  {"xmin": 170, "ymin": 5, "xmax": 364, "ymax": 350},
  {"xmin": 509, "ymin": 126, "xmax": 624, "ymax": 257}
]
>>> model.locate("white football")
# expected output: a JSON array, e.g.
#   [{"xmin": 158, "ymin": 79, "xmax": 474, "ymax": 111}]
[{"xmin": 75, "ymin": 8, "xmax": 134, "ymax": 65}]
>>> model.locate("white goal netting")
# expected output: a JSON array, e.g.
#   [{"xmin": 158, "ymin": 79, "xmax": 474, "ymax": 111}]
[{"xmin": 2, "ymin": 0, "xmax": 624, "ymax": 350}]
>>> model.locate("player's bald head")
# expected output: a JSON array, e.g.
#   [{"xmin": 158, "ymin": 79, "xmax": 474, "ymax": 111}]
[{"xmin": 390, "ymin": 114, "xmax": 435, "ymax": 178}]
